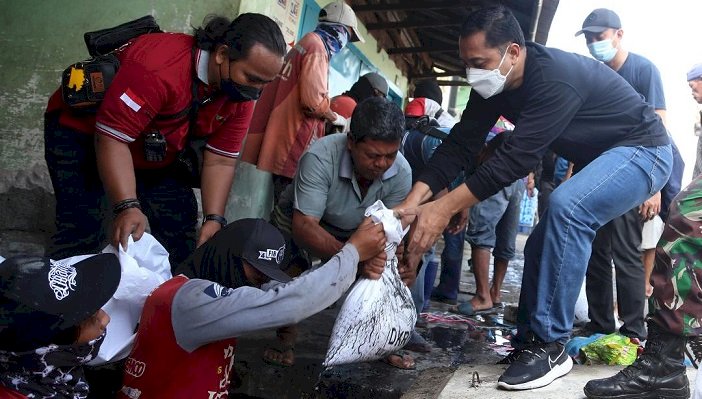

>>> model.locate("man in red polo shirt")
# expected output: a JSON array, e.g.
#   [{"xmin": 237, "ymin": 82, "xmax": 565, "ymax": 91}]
[{"xmin": 44, "ymin": 13, "xmax": 286, "ymax": 268}]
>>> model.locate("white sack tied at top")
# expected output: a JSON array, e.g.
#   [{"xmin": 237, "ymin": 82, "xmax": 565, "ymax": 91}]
[{"xmin": 323, "ymin": 200, "xmax": 416, "ymax": 367}]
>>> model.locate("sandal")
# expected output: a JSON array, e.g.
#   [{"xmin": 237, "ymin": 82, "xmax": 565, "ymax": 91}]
[
  {"xmin": 381, "ymin": 352, "xmax": 415, "ymax": 370},
  {"xmin": 262, "ymin": 345, "xmax": 295, "ymax": 367}
]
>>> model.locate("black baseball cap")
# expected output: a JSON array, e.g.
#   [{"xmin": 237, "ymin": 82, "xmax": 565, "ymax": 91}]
[
  {"xmin": 0, "ymin": 254, "xmax": 121, "ymax": 330},
  {"xmin": 575, "ymin": 8, "xmax": 621, "ymax": 36},
  {"xmin": 230, "ymin": 218, "xmax": 291, "ymax": 283}
]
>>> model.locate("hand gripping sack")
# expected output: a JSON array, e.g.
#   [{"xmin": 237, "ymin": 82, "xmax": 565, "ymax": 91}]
[{"xmin": 323, "ymin": 201, "xmax": 416, "ymax": 367}]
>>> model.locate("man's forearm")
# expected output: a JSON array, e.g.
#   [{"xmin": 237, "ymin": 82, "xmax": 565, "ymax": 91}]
[
  {"xmin": 94, "ymin": 134, "xmax": 137, "ymax": 205},
  {"xmin": 403, "ymin": 181, "xmax": 434, "ymax": 207},
  {"xmin": 292, "ymin": 212, "xmax": 344, "ymax": 260},
  {"xmin": 200, "ymin": 152, "xmax": 236, "ymax": 217},
  {"xmin": 436, "ymin": 183, "xmax": 479, "ymax": 216}
]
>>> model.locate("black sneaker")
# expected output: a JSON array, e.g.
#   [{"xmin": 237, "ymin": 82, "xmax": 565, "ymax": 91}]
[
  {"xmin": 497, "ymin": 341, "xmax": 573, "ymax": 390},
  {"xmin": 496, "ymin": 348, "xmax": 522, "ymax": 365}
]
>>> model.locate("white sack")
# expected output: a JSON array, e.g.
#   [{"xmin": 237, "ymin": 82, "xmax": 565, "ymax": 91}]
[{"xmin": 323, "ymin": 200, "xmax": 416, "ymax": 367}]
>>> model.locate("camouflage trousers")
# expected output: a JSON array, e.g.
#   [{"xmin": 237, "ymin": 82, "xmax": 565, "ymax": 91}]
[{"xmin": 649, "ymin": 174, "xmax": 702, "ymax": 336}]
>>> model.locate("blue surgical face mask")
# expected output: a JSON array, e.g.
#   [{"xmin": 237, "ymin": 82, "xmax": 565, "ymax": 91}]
[{"xmin": 587, "ymin": 39, "xmax": 617, "ymax": 62}]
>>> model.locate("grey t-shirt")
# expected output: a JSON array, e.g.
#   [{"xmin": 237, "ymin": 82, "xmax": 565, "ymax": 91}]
[
  {"xmin": 290, "ymin": 133, "xmax": 411, "ymax": 239},
  {"xmin": 171, "ymin": 244, "xmax": 360, "ymax": 352}
]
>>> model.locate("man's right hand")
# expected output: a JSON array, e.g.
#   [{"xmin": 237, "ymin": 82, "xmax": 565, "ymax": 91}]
[
  {"xmin": 111, "ymin": 207, "xmax": 147, "ymax": 251},
  {"xmin": 347, "ymin": 217, "xmax": 386, "ymax": 262}
]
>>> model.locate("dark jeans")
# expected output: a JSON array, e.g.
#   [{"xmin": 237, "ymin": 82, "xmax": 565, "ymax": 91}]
[
  {"xmin": 585, "ymin": 207, "xmax": 646, "ymax": 339},
  {"xmin": 44, "ymin": 113, "xmax": 197, "ymax": 269},
  {"xmin": 428, "ymin": 229, "xmax": 466, "ymax": 301}
]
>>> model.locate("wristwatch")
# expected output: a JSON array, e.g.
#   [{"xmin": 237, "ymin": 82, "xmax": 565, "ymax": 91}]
[{"xmin": 204, "ymin": 214, "xmax": 227, "ymax": 227}]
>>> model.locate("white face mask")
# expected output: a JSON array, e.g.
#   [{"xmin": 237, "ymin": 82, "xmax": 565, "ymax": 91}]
[{"xmin": 466, "ymin": 46, "xmax": 514, "ymax": 99}]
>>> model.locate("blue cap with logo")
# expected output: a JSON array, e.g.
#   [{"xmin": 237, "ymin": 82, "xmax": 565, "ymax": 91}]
[{"xmin": 575, "ymin": 8, "xmax": 621, "ymax": 36}]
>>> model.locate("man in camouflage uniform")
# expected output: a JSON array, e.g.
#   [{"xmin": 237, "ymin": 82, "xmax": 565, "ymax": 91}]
[{"xmin": 584, "ymin": 176, "xmax": 702, "ymax": 398}]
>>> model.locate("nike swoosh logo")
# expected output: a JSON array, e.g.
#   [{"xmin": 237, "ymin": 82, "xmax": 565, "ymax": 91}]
[{"xmin": 548, "ymin": 348, "xmax": 564, "ymax": 369}]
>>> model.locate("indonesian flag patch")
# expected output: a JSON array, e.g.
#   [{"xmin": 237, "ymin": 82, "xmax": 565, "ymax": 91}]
[{"xmin": 120, "ymin": 88, "xmax": 145, "ymax": 112}]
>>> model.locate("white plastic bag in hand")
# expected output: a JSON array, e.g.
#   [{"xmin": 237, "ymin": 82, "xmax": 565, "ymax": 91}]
[
  {"xmin": 323, "ymin": 201, "xmax": 416, "ymax": 366},
  {"xmin": 89, "ymin": 233, "xmax": 172, "ymax": 364}
]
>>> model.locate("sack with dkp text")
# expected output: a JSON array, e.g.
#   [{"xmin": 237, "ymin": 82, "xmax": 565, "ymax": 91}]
[{"xmin": 323, "ymin": 200, "xmax": 416, "ymax": 366}]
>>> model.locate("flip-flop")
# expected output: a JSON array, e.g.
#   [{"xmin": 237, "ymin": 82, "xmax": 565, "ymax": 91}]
[
  {"xmin": 381, "ymin": 352, "xmax": 416, "ymax": 370},
  {"xmin": 262, "ymin": 346, "xmax": 295, "ymax": 368},
  {"xmin": 448, "ymin": 302, "xmax": 497, "ymax": 317}
]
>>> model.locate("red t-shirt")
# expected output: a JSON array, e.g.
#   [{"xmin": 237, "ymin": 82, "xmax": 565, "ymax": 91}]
[
  {"xmin": 118, "ymin": 276, "xmax": 237, "ymax": 398},
  {"xmin": 46, "ymin": 33, "xmax": 254, "ymax": 169},
  {"xmin": 0, "ymin": 385, "xmax": 28, "ymax": 398}
]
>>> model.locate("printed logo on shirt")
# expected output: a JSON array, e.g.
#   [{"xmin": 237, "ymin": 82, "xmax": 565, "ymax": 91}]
[
  {"xmin": 203, "ymin": 283, "xmax": 231, "ymax": 298},
  {"xmin": 258, "ymin": 245, "xmax": 286, "ymax": 264},
  {"xmin": 120, "ymin": 88, "xmax": 145, "ymax": 112},
  {"xmin": 124, "ymin": 357, "xmax": 146, "ymax": 378},
  {"xmin": 48, "ymin": 260, "xmax": 77, "ymax": 301}
]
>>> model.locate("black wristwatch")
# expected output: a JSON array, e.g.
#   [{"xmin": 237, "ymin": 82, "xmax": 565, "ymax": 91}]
[{"xmin": 204, "ymin": 214, "xmax": 227, "ymax": 227}]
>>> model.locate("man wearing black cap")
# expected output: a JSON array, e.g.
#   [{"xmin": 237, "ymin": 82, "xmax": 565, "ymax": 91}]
[
  {"xmin": 0, "ymin": 254, "xmax": 121, "ymax": 398},
  {"xmin": 329, "ymin": 72, "xmax": 389, "ymax": 127},
  {"xmin": 118, "ymin": 217, "xmax": 386, "ymax": 398},
  {"xmin": 575, "ymin": 8, "xmax": 685, "ymax": 348}
]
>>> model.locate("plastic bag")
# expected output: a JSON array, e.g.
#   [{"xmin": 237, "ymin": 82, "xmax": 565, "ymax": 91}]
[
  {"xmin": 323, "ymin": 200, "xmax": 416, "ymax": 367},
  {"xmin": 90, "ymin": 234, "xmax": 172, "ymax": 364},
  {"xmin": 581, "ymin": 333, "xmax": 639, "ymax": 365}
]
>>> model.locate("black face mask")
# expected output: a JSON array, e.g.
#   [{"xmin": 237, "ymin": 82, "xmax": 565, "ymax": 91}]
[{"xmin": 221, "ymin": 78, "xmax": 261, "ymax": 102}]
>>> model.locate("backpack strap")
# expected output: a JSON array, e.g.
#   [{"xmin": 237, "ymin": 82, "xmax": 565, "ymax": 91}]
[{"xmin": 417, "ymin": 124, "xmax": 449, "ymax": 141}]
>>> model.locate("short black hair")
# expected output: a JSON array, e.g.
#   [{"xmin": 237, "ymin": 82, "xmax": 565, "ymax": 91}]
[
  {"xmin": 194, "ymin": 13, "xmax": 286, "ymax": 61},
  {"xmin": 349, "ymin": 97, "xmax": 405, "ymax": 143},
  {"xmin": 460, "ymin": 6, "xmax": 525, "ymax": 51}
]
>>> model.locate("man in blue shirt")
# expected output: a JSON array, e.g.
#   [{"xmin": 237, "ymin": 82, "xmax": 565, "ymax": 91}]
[{"xmin": 575, "ymin": 8, "xmax": 684, "ymax": 344}]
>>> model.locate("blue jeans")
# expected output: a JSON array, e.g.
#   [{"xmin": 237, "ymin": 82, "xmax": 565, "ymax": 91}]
[
  {"xmin": 515, "ymin": 145, "xmax": 672, "ymax": 346},
  {"xmin": 410, "ymin": 248, "xmax": 433, "ymax": 315}
]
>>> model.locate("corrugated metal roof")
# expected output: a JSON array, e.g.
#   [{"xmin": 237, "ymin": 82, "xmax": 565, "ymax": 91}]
[{"xmin": 351, "ymin": 0, "xmax": 560, "ymax": 83}]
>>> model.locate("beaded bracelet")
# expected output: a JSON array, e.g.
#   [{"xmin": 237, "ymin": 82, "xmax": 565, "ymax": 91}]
[{"xmin": 113, "ymin": 198, "xmax": 141, "ymax": 215}]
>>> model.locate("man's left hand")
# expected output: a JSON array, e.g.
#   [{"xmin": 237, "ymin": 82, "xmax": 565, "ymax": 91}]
[
  {"xmin": 639, "ymin": 191, "xmax": 661, "ymax": 221},
  {"xmin": 395, "ymin": 200, "xmax": 451, "ymax": 285},
  {"xmin": 446, "ymin": 208, "xmax": 468, "ymax": 235},
  {"xmin": 398, "ymin": 256, "xmax": 418, "ymax": 287},
  {"xmin": 197, "ymin": 220, "xmax": 223, "ymax": 247}
]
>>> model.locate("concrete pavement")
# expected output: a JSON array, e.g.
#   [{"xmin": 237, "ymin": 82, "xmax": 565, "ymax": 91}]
[{"xmin": 437, "ymin": 364, "xmax": 698, "ymax": 399}]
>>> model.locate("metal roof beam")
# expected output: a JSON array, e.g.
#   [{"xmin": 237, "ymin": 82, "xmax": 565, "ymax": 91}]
[
  {"xmin": 353, "ymin": 1, "xmax": 474, "ymax": 13},
  {"xmin": 386, "ymin": 45, "xmax": 456, "ymax": 55},
  {"xmin": 410, "ymin": 70, "xmax": 465, "ymax": 79},
  {"xmin": 365, "ymin": 19, "xmax": 460, "ymax": 31}
]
